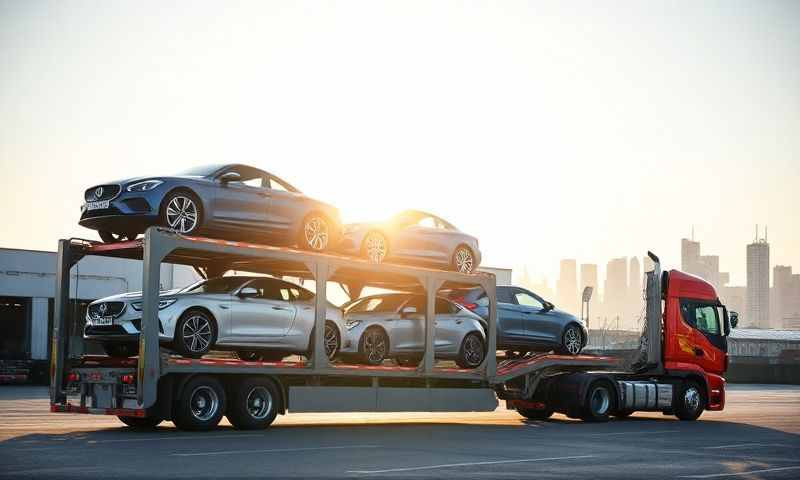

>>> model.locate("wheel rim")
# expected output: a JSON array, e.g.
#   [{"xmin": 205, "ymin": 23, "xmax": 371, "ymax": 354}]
[
  {"xmin": 182, "ymin": 315, "xmax": 212, "ymax": 353},
  {"xmin": 246, "ymin": 386, "xmax": 273, "ymax": 420},
  {"xmin": 364, "ymin": 330, "xmax": 386, "ymax": 364},
  {"xmin": 590, "ymin": 386, "xmax": 610, "ymax": 415},
  {"xmin": 564, "ymin": 327, "xmax": 581, "ymax": 355},
  {"xmin": 455, "ymin": 248, "xmax": 474, "ymax": 273},
  {"xmin": 463, "ymin": 335, "xmax": 484, "ymax": 367},
  {"xmin": 365, "ymin": 233, "xmax": 387, "ymax": 263},
  {"xmin": 324, "ymin": 324, "xmax": 339, "ymax": 359},
  {"xmin": 166, "ymin": 195, "xmax": 199, "ymax": 233},
  {"xmin": 189, "ymin": 386, "xmax": 219, "ymax": 421},
  {"xmin": 304, "ymin": 216, "xmax": 329, "ymax": 251},
  {"xmin": 684, "ymin": 386, "xmax": 700, "ymax": 412}
]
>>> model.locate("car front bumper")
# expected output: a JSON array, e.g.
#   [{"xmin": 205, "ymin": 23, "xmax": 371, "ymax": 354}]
[{"xmin": 79, "ymin": 189, "xmax": 166, "ymax": 233}]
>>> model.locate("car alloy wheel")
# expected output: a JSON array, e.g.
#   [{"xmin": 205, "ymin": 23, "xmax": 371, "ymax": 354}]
[
  {"xmin": 166, "ymin": 195, "xmax": 199, "ymax": 234},
  {"xmin": 363, "ymin": 329, "xmax": 387, "ymax": 365},
  {"xmin": 324, "ymin": 323, "xmax": 339, "ymax": 359},
  {"xmin": 182, "ymin": 314, "xmax": 212, "ymax": 353},
  {"xmin": 304, "ymin": 216, "xmax": 329, "ymax": 251},
  {"xmin": 563, "ymin": 326, "xmax": 582, "ymax": 355},
  {"xmin": 364, "ymin": 232, "xmax": 387, "ymax": 263},
  {"xmin": 461, "ymin": 333, "xmax": 485, "ymax": 368},
  {"xmin": 189, "ymin": 385, "xmax": 220, "ymax": 422},
  {"xmin": 454, "ymin": 247, "xmax": 474, "ymax": 273}
]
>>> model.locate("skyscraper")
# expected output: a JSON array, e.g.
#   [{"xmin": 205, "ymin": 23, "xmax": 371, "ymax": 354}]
[
  {"xmin": 746, "ymin": 227, "xmax": 770, "ymax": 328},
  {"xmin": 681, "ymin": 238, "xmax": 701, "ymax": 273},
  {"xmin": 627, "ymin": 256, "xmax": 642, "ymax": 327},
  {"xmin": 557, "ymin": 259, "xmax": 578, "ymax": 315},
  {"xmin": 604, "ymin": 257, "xmax": 628, "ymax": 330},
  {"xmin": 680, "ymin": 237, "xmax": 728, "ymax": 290},
  {"xmin": 773, "ymin": 265, "xmax": 793, "ymax": 329}
]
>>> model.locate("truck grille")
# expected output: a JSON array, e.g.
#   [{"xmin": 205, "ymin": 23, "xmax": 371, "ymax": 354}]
[
  {"xmin": 88, "ymin": 302, "xmax": 126, "ymax": 319},
  {"xmin": 84, "ymin": 185, "xmax": 121, "ymax": 202}
]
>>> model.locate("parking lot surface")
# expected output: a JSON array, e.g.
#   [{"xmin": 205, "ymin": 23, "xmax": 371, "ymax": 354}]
[{"xmin": 1, "ymin": 384, "xmax": 798, "ymax": 479}]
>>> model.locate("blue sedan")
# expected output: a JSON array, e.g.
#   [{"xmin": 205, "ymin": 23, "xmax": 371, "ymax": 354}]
[
  {"xmin": 447, "ymin": 285, "xmax": 588, "ymax": 355},
  {"xmin": 79, "ymin": 164, "xmax": 341, "ymax": 251}
]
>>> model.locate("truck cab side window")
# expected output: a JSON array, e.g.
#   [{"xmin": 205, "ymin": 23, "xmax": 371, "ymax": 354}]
[{"xmin": 680, "ymin": 300, "xmax": 720, "ymax": 336}]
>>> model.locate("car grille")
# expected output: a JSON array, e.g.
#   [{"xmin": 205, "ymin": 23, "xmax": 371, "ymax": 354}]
[
  {"xmin": 84, "ymin": 185, "xmax": 121, "ymax": 202},
  {"xmin": 88, "ymin": 302, "xmax": 126, "ymax": 320}
]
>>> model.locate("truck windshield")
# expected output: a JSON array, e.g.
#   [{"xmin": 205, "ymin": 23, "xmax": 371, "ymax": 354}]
[{"xmin": 181, "ymin": 277, "xmax": 248, "ymax": 294}]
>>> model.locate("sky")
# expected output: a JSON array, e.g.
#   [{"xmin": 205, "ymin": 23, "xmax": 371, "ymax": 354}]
[{"xmin": 1, "ymin": 0, "xmax": 798, "ymax": 288}]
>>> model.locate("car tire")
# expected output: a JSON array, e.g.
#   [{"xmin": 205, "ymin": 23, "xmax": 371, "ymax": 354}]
[
  {"xmin": 173, "ymin": 309, "xmax": 216, "ymax": 359},
  {"xmin": 456, "ymin": 332, "xmax": 485, "ymax": 368},
  {"xmin": 103, "ymin": 342, "xmax": 138, "ymax": 358},
  {"xmin": 226, "ymin": 378, "xmax": 282, "ymax": 430},
  {"xmin": 581, "ymin": 380, "xmax": 615, "ymax": 422},
  {"xmin": 172, "ymin": 375, "xmax": 226, "ymax": 431},
  {"xmin": 362, "ymin": 231, "xmax": 389, "ymax": 264},
  {"xmin": 300, "ymin": 213, "xmax": 333, "ymax": 252},
  {"xmin": 451, "ymin": 245, "xmax": 476, "ymax": 273},
  {"xmin": 558, "ymin": 324, "xmax": 583, "ymax": 356},
  {"xmin": 675, "ymin": 380, "xmax": 705, "ymax": 421},
  {"xmin": 517, "ymin": 407, "xmax": 553, "ymax": 421},
  {"xmin": 117, "ymin": 415, "xmax": 163, "ymax": 428},
  {"xmin": 98, "ymin": 231, "xmax": 137, "ymax": 243},
  {"xmin": 305, "ymin": 322, "xmax": 341, "ymax": 361},
  {"xmin": 161, "ymin": 190, "xmax": 202, "ymax": 235},
  {"xmin": 360, "ymin": 327, "xmax": 389, "ymax": 365}
]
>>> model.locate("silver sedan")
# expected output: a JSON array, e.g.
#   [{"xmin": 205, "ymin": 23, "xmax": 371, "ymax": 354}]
[
  {"xmin": 83, "ymin": 276, "xmax": 346, "ymax": 360},
  {"xmin": 339, "ymin": 293, "xmax": 487, "ymax": 368}
]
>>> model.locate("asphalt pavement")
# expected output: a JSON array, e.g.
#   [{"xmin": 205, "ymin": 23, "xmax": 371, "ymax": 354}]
[{"xmin": 0, "ymin": 384, "xmax": 798, "ymax": 479}]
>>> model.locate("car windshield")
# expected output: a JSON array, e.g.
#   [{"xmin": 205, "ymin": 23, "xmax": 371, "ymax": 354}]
[
  {"xmin": 176, "ymin": 164, "xmax": 225, "ymax": 177},
  {"xmin": 180, "ymin": 277, "xmax": 248, "ymax": 294},
  {"xmin": 345, "ymin": 295, "xmax": 408, "ymax": 314}
]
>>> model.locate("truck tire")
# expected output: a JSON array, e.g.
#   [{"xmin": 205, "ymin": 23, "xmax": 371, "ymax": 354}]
[
  {"xmin": 172, "ymin": 376, "xmax": 226, "ymax": 431},
  {"xmin": 582, "ymin": 380, "xmax": 614, "ymax": 422},
  {"xmin": 517, "ymin": 407, "xmax": 553, "ymax": 420},
  {"xmin": 118, "ymin": 415, "xmax": 163, "ymax": 428},
  {"xmin": 675, "ymin": 380, "xmax": 705, "ymax": 421},
  {"xmin": 226, "ymin": 377, "xmax": 282, "ymax": 430}
]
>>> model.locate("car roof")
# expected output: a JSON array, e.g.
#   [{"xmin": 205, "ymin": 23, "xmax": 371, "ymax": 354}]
[
  {"xmin": 203, "ymin": 164, "xmax": 301, "ymax": 193},
  {"xmin": 394, "ymin": 210, "xmax": 458, "ymax": 231}
]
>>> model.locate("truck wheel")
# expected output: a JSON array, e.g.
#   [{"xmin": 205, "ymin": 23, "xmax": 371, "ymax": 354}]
[
  {"xmin": 517, "ymin": 407, "xmax": 553, "ymax": 420},
  {"xmin": 173, "ymin": 309, "xmax": 216, "ymax": 359},
  {"xmin": 675, "ymin": 381, "xmax": 705, "ymax": 421},
  {"xmin": 103, "ymin": 342, "xmax": 138, "ymax": 358},
  {"xmin": 227, "ymin": 378, "xmax": 282, "ymax": 430},
  {"xmin": 172, "ymin": 376, "xmax": 226, "ymax": 431},
  {"xmin": 582, "ymin": 381, "xmax": 614, "ymax": 422},
  {"xmin": 118, "ymin": 416, "xmax": 163, "ymax": 429}
]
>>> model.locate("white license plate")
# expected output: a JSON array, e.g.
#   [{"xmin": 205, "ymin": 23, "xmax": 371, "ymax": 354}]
[
  {"xmin": 94, "ymin": 316, "xmax": 113, "ymax": 326},
  {"xmin": 86, "ymin": 200, "xmax": 110, "ymax": 211}
]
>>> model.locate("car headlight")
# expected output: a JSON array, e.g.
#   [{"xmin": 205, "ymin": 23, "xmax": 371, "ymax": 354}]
[
  {"xmin": 131, "ymin": 299, "xmax": 177, "ymax": 311},
  {"xmin": 126, "ymin": 180, "xmax": 163, "ymax": 192},
  {"xmin": 345, "ymin": 320, "xmax": 362, "ymax": 330}
]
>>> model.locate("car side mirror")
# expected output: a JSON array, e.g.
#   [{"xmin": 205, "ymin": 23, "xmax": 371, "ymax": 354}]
[
  {"xmin": 219, "ymin": 171, "xmax": 241, "ymax": 184},
  {"xmin": 400, "ymin": 306, "xmax": 417, "ymax": 317},
  {"xmin": 730, "ymin": 311, "xmax": 739, "ymax": 329},
  {"xmin": 542, "ymin": 301, "xmax": 554, "ymax": 312},
  {"xmin": 238, "ymin": 287, "xmax": 258, "ymax": 298}
]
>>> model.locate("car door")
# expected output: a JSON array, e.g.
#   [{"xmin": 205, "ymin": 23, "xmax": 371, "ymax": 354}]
[
  {"xmin": 393, "ymin": 216, "xmax": 450, "ymax": 262},
  {"xmin": 495, "ymin": 287, "xmax": 527, "ymax": 345},
  {"xmin": 513, "ymin": 289, "xmax": 559, "ymax": 343},
  {"xmin": 432, "ymin": 298, "xmax": 465, "ymax": 353},
  {"xmin": 230, "ymin": 279, "xmax": 297, "ymax": 342},
  {"xmin": 389, "ymin": 296, "xmax": 426, "ymax": 352},
  {"xmin": 682, "ymin": 300, "xmax": 727, "ymax": 377},
  {"xmin": 263, "ymin": 175, "xmax": 301, "ymax": 240},
  {"xmin": 211, "ymin": 167, "xmax": 271, "ymax": 232}
]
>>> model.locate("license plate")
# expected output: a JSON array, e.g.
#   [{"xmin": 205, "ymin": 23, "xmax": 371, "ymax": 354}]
[
  {"xmin": 86, "ymin": 200, "xmax": 110, "ymax": 211},
  {"xmin": 94, "ymin": 316, "xmax": 113, "ymax": 326}
]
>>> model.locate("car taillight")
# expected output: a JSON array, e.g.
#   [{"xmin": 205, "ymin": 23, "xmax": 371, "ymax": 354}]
[
  {"xmin": 66, "ymin": 372, "xmax": 80, "ymax": 382},
  {"xmin": 463, "ymin": 303, "xmax": 478, "ymax": 310},
  {"xmin": 120, "ymin": 374, "xmax": 135, "ymax": 384}
]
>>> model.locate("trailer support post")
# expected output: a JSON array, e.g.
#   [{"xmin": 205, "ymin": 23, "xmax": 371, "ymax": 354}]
[
  {"xmin": 423, "ymin": 277, "xmax": 444, "ymax": 374},
  {"xmin": 482, "ymin": 276, "xmax": 498, "ymax": 380},
  {"xmin": 310, "ymin": 260, "xmax": 331, "ymax": 371},
  {"xmin": 139, "ymin": 228, "xmax": 173, "ymax": 408},
  {"xmin": 50, "ymin": 239, "xmax": 74, "ymax": 405}
]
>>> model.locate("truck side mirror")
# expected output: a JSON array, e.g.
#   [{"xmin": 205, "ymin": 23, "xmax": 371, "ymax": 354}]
[{"xmin": 729, "ymin": 311, "xmax": 739, "ymax": 329}]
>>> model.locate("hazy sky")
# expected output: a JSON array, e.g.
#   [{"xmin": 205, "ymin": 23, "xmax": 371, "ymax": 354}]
[{"xmin": 1, "ymin": 1, "xmax": 798, "ymax": 286}]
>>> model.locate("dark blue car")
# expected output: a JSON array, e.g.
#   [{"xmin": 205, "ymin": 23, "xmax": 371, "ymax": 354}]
[
  {"xmin": 79, "ymin": 164, "xmax": 341, "ymax": 251},
  {"xmin": 447, "ymin": 285, "xmax": 588, "ymax": 355}
]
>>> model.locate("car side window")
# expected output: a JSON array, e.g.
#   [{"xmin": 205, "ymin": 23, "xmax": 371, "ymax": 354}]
[
  {"xmin": 248, "ymin": 279, "xmax": 286, "ymax": 301},
  {"xmin": 514, "ymin": 291, "xmax": 544, "ymax": 309},
  {"xmin": 496, "ymin": 288, "xmax": 514, "ymax": 304},
  {"xmin": 269, "ymin": 177, "xmax": 291, "ymax": 192},
  {"xmin": 223, "ymin": 166, "xmax": 266, "ymax": 188},
  {"xmin": 417, "ymin": 216, "xmax": 437, "ymax": 228},
  {"xmin": 435, "ymin": 298, "xmax": 456, "ymax": 314}
]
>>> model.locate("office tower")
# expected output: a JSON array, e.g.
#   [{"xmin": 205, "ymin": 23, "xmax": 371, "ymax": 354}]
[
  {"xmin": 557, "ymin": 259, "xmax": 578, "ymax": 315},
  {"xmin": 746, "ymin": 226, "xmax": 770, "ymax": 328},
  {"xmin": 773, "ymin": 265, "xmax": 793, "ymax": 329},
  {"xmin": 604, "ymin": 257, "xmax": 628, "ymax": 330}
]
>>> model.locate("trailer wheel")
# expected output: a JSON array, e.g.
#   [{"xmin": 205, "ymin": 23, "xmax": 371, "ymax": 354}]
[
  {"xmin": 582, "ymin": 381, "xmax": 615, "ymax": 422},
  {"xmin": 172, "ymin": 376, "xmax": 226, "ymax": 431},
  {"xmin": 517, "ymin": 407, "xmax": 553, "ymax": 420},
  {"xmin": 226, "ymin": 378, "xmax": 282, "ymax": 430},
  {"xmin": 675, "ymin": 380, "xmax": 705, "ymax": 421},
  {"xmin": 117, "ymin": 416, "xmax": 163, "ymax": 429}
]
